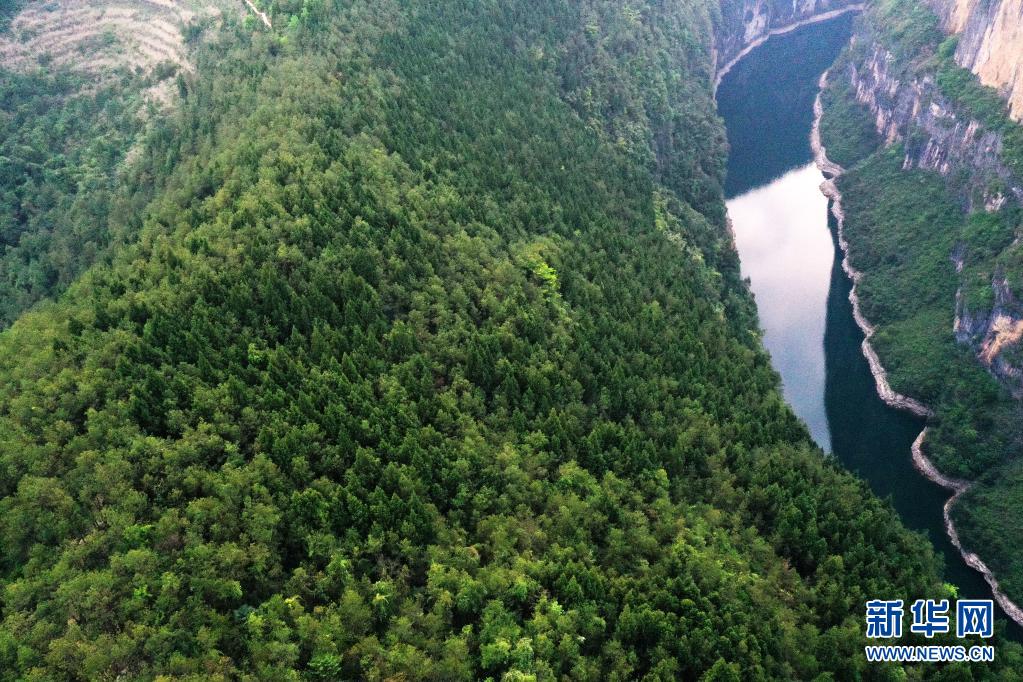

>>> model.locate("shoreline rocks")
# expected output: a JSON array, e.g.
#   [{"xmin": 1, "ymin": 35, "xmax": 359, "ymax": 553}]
[{"xmin": 812, "ymin": 68, "xmax": 1023, "ymax": 628}]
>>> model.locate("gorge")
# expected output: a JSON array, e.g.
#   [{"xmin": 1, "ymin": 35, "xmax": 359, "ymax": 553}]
[
  {"xmin": 5, "ymin": 0, "xmax": 1023, "ymax": 676},
  {"xmin": 718, "ymin": 11, "xmax": 1023, "ymax": 636}
]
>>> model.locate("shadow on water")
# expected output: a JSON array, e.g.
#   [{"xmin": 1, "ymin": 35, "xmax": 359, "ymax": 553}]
[
  {"xmin": 824, "ymin": 214, "xmax": 1023, "ymax": 641},
  {"xmin": 717, "ymin": 13, "xmax": 1023, "ymax": 640},
  {"xmin": 822, "ymin": 244, "xmax": 934, "ymax": 530},
  {"xmin": 719, "ymin": 14, "xmax": 854, "ymax": 198}
]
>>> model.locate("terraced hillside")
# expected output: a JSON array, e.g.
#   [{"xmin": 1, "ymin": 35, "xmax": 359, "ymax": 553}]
[{"xmin": 0, "ymin": 1, "xmax": 244, "ymax": 92}]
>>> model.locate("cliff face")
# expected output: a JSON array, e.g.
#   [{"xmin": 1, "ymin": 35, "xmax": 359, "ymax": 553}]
[
  {"xmin": 713, "ymin": 0, "xmax": 861, "ymax": 81},
  {"xmin": 832, "ymin": 9, "xmax": 1023, "ymax": 394},
  {"xmin": 954, "ymin": 274, "xmax": 1023, "ymax": 397},
  {"xmin": 926, "ymin": 0, "xmax": 1023, "ymax": 121},
  {"xmin": 844, "ymin": 42, "xmax": 1022, "ymax": 210}
]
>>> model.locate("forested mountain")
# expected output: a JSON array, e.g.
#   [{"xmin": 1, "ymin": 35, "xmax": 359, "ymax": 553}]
[{"xmin": 1, "ymin": 1, "xmax": 1019, "ymax": 679}]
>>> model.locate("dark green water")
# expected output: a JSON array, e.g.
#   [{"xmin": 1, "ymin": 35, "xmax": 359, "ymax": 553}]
[{"xmin": 717, "ymin": 14, "xmax": 1022, "ymax": 640}]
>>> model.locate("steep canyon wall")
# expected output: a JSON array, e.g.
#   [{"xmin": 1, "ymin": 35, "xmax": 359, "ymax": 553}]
[
  {"xmin": 832, "ymin": 4, "xmax": 1023, "ymax": 395},
  {"xmin": 927, "ymin": 0, "xmax": 1023, "ymax": 121}
]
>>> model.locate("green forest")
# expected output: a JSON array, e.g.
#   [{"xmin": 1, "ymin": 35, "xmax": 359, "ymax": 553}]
[
  {"xmin": 0, "ymin": 66, "xmax": 161, "ymax": 328},
  {"xmin": 820, "ymin": 0, "xmax": 1023, "ymax": 614},
  {"xmin": 1, "ymin": 0, "xmax": 1020, "ymax": 679}
]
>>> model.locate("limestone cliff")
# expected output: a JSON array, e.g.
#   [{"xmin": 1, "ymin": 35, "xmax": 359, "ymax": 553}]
[
  {"xmin": 843, "ymin": 41, "xmax": 1022, "ymax": 210},
  {"xmin": 926, "ymin": 0, "xmax": 1023, "ymax": 121},
  {"xmin": 829, "ymin": 5, "xmax": 1023, "ymax": 397}
]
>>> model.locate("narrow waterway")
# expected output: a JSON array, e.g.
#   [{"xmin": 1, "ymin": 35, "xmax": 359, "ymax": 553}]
[{"xmin": 717, "ymin": 13, "xmax": 1022, "ymax": 639}]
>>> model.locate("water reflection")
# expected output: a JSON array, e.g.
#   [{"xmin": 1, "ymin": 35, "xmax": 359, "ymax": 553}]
[
  {"xmin": 718, "ymin": 14, "xmax": 1023, "ymax": 639},
  {"xmin": 728, "ymin": 164, "xmax": 833, "ymax": 450}
]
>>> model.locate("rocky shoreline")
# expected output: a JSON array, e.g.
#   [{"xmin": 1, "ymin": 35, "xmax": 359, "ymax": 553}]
[
  {"xmin": 713, "ymin": 4, "xmax": 865, "ymax": 94},
  {"xmin": 811, "ymin": 69, "xmax": 1023, "ymax": 628}
]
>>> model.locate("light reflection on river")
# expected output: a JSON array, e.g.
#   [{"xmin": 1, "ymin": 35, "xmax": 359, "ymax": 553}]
[
  {"xmin": 728, "ymin": 163, "xmax": 833, "ymax": 450},
  {"xmin": 718, "ymin": 13, "xmax": 1023, "ymax": 639}
]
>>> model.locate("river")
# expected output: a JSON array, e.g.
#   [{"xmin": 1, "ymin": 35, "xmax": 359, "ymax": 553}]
[{"xmin": 716, "ymin": 13, "xmax": 1022, "ymax": 640}]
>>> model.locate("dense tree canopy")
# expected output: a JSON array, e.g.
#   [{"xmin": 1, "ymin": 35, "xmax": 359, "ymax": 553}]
[
  {"xmin": 0, "ymin": 66, "xmax": 157, "ymax": 327},
  {"xmin": 1, "ymin": 1, "xmax": 1019, "ymax": 679}
]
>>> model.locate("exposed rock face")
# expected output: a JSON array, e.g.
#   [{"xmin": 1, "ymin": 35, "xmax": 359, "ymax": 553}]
[
  {"xmin": 712, "ymin": 0, "xmax": 862, "ymax": 85},
  {"xmin": 926, "ymin": 0, "xmax": 1023, "ymax": 121},
  {"xmin": 847, "ymin": 41, "xmax": 1023, "ymax": 389},
  {"xmin": 955, "ymin": 274, "xmax": 1023, "ymax": 396},
  {"xmin": 831, "ymin": 1, "xmax": 1023, "ymax": 395},
  {"xmin": 844, "ymin": 42, "xmax": 1023, "ymax": 209}
]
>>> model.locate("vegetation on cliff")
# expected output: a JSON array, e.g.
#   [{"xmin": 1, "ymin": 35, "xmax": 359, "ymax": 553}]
[
  {"xmin": 865, "ymin": 0, "xmax": 1023, "ymax": 178},
  {"xmin": 821, "ymin": 3, "xmax": 1023, "ymax": 608},
  {"xmin": 817, "ymin": 67, "xmax": 881, "ymax": 169}
]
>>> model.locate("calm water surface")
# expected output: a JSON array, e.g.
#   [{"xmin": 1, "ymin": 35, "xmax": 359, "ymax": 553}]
[
  {"xmin": 717, "ymin": 14, "xmax": 1021, "ymax": 639},
  {"xmin": 728, "ymin": 164, "xmax": 833, "ymax": 450}
]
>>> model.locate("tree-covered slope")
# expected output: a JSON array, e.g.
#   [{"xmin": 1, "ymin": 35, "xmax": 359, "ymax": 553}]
[
  {"xmin": 0, "ymin": 0, "xmax": 233, "ymax": 328},
  {"xmin": 0, "ymin": 1, "xmax": 1016, "ymax": 679},
  {"xmin": 0, "ymin": 67, "xmax": 154, "ymax": 327}
]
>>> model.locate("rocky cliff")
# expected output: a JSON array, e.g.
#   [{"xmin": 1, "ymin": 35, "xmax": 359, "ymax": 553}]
[
  {"xmin": 926, "ymin": 0, "xmax": 1023, "ymax": 121},
  {"xmin": 954, "ymin": 272, "xmax": 1023, "ymax": 397},
  {"xmin": 843, "ymin": 41, "xmax": 1022, "ymax": 210},
  {"xmin": 712, "ymin": 0, "xmax": 863, "ymax": 87},
  {"xmin": 830, "ymin": 3, "xmax": 1023, "ymax": 396}
]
